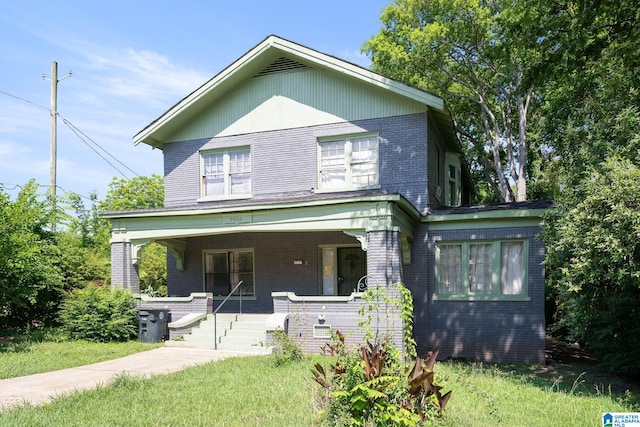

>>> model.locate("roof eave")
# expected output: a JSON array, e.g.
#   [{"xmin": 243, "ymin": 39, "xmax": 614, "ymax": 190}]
[{"xmin": 133, "ymin": 35, "xmax": 447, "ymax": 148}]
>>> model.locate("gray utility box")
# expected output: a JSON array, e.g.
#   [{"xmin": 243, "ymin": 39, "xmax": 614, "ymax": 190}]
[{"xmin": 138, "ymin": 309, "xmax": 170, "ymax": 343}]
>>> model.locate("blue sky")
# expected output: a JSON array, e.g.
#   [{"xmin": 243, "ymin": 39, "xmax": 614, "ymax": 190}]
[{"xmin": 0, "ymin": 1, "xmax": 390, "ymax": 202}]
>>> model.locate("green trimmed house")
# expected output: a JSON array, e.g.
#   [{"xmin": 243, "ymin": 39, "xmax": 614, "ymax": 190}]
[{"xmin": 104, "ymin": 35, "xmax": 549, "ymax": 363}]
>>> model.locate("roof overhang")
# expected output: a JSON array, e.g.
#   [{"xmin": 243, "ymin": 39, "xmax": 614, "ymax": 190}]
[
  {"xmin": 133, "ymin": 35, "xmax": 449, "ymax": 149},
  {"xmin": 425, "ymin": 201, "xmax": 553, "ymax": 231},
  {"xmin": 105, "ymin": 194, "xmax": 421, "ymax": 269}
]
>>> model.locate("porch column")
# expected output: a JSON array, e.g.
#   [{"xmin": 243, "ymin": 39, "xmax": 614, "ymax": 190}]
[
  {"xmin": 110, "ymin": 241, "xmax": 140, "ymax": 293},
  {"xmin": 366, "ymin": 230, "xmax": 403, "ymax": 287}
]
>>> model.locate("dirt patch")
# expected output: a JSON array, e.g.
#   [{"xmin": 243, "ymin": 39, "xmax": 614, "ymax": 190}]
[
  {"xmin": 545, "ymin": 336, "xmax": 598, "ymax": 365},
  {"xmin": 500, "ymin": 336, "xmax": 640, "ymax": 398}
]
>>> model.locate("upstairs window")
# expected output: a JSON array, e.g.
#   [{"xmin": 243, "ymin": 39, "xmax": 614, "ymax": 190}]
[
  {"xmin": 319, "ymin": 134, "xmax": 379, "ymax": 191},
  {"xmin": 435, "ymin": 240, "xmax": 528, "ymax": 300},
  {"xmin": 201, "ymin": 148, "xmax": 251, "ymax": 199},
  {"xmin": 444, "ymin": 152, "xmax": 461, "ymax": 206}
]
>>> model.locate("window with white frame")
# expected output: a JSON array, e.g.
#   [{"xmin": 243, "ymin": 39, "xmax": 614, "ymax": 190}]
[
  {"xmin": 201, "ymin": 147, "xmax": 251, "ymax": 198},
  {"xmin": 204, "ymin": 249, "xmax": 254, "ymax": 298},
  {"xmin": 319, "ymin": 134, "xmax": 379, "ymax": 191},
  {"xmin": 444, "ymin": 152, "xmax": 461, "ymax": 206},
  {"xmin": 435, "ymin": 240, "xmax": 527, "ymax": 300}
]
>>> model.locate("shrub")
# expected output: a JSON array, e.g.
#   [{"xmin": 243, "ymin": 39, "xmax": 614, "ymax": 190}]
[
  {"xmin": 271, "ymin": 329, "xmax": 304, "ymax": 366},
  {"xmin": 59, "ymin": 285, "xmax": 138, "ymax": 342},
  {"xmin": 312, "ymin": 333, "xmax": 451, "ymax": 426}
]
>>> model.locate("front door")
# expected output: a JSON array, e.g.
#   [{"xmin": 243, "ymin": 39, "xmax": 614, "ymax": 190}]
[{"xmin": 337, "ymin": 247, "xmax": 366, "ymax": 296}]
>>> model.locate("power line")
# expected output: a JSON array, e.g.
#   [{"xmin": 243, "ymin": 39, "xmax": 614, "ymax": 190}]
[
  {"xmin": 1, "ymin": 87, "xmax": 142, "ymax": 179},
  {"xmin": 0, "ymin": 182, "xmax": 95, "ymax": 201},
  {"xmin": 61, "ymin": 116, "xmax": 141, "ymax": 178},
  {"xmin": 0, "ymin": 89, "xmax": 49, "ymax": 111},
  {"xmin": 61, "ymin": 116, "xmax": 141, "ymax": 179}
]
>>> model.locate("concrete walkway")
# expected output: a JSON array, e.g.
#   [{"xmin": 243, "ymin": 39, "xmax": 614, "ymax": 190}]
[{"xmin": 0, "ymin": 347, "xmax": 256, "ymax": 412}]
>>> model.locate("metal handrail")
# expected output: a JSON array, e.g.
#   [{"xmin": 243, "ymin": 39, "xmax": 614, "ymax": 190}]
[{"xmin": 213, "ymin": 280, "xmax": 243, "ymax": 350}]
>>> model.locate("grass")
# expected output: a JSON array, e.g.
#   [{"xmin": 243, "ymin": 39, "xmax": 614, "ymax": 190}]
[
  {"xmin": 439, "ymin": 360, "xmax": 637, "ymax": 426},
  {"xmin": 1, "ymin": 355, "xmax": 322, "ymax": 427},
  {"xmin": 0, "ymin": 334, "xmax": 638, "ymax": 426},
  {"xmin": 0, "ymin": 329, "xmax": 161, "ymax": 379}
]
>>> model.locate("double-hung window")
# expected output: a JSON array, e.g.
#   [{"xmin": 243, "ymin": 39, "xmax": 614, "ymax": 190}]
[
  {"xmin": 204, "ymin": 249, "xmax": 254, "ymax": 298},
  {"xmin": 435, "ymin": 240, "xmax": 528, "ymax": 300},
  {"xmin": 319, "ymin": 134, "xmax": 379, "ymax": 191},
  {"xmin": 201, "ymin": 147, "xmax": 251, "ymax": 199}
]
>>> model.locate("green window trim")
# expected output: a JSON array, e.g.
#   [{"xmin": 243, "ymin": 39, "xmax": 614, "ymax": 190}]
[
  {"xmin": 434, "ymin": 239, "xmax": 530, "ymax": 302},
  {"xmin": 203, "ymin": 248, "xmax": 256, "ymax": 301}
]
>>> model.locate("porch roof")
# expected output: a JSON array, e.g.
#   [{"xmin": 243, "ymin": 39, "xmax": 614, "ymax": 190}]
[
  {"xmin": 104, "ymin": 191, "xmax": 420, "ymax": 269},
  {"xmin": 101, "ymin": 190, "xmax": 419, "ymax": 220}
]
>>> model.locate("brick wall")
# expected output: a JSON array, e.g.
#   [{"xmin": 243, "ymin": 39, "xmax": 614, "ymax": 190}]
[
  {"xmin": 167, "ymin": 231, "xmax": 360, "ymax": 311},
  {"xmin": 111, "ymin": 241, "xmax": 140, "ymax": 293},
  {"xmin": 366, "ymin": 230, "xmax": 404, "ymax": 287},
  {"xmin": 162, "ymin": 113, "xmax": 430, "ymax": 213},
  {"xmin": 405, "ymin": 224, "xmax": 546, "ymax": 364},
  {"xmin": 272, "ymin": 292, "xmax": 403, "ymax": 355},
  {"xmin": 137, "ymin": 293, "xmax": 212, "ymax": 325}
]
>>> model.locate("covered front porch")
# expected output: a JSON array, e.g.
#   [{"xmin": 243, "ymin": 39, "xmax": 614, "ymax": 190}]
[{"xmin": 104, "ymin": 193, "xmax": 418, "ymax": 352}]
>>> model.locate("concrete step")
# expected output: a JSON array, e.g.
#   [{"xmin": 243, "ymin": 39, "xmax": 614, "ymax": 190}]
[
  {"xmin": 219, "ymin": 330, "xmax": 265, "ymax": 344},
  {"xmin": 173, "ymin": 313, "xmax": 271, "ymax": 353}
]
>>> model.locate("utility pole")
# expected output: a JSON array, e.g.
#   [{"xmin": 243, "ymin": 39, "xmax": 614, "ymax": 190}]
[{"xmin": 43, "ymin": 61, "xmax": 71, "ymax": 232}]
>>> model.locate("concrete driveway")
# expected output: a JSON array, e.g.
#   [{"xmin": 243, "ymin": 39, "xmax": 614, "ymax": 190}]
[{"xmin": 0, "ymin": 347, "xmax": 255, "ymax": 412}]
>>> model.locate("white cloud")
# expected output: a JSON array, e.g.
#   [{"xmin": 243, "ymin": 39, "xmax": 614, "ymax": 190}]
[{"xmin": 81, "ymin": 47, "xmax": 210, "ymax": 109}]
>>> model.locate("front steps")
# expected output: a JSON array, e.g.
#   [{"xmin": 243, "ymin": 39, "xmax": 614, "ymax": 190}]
[{"xmin": 167, "ymin": 313, "xmax": 271, "ymax": 354}]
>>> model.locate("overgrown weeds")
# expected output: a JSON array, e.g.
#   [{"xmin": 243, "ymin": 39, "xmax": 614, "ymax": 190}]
[
  {"xmin": 312, "ymin": 332, "xmax": 451, "ymax": 426},
  {"xmin": 271, "ymin": 328, "xmax": 304, "ymax": 366}
]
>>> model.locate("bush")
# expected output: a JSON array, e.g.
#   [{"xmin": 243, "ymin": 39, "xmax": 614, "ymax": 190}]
[
  {"xmin": 544, "ymin": 157, "xmax": 640, "ymax": 374},
  {"xmin": 59, "ymin": 285, "xmax": 138, "ymax": 342},
  {"xmin": 312, "ymin": 333, "xmax": 451, "ymax": 426},
  {"xmin": 271, "ymin": 329, "xmax": 304, "ymax": 366}
]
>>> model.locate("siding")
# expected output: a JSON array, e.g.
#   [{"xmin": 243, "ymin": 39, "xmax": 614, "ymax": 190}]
[
  {"xmin": 163, "ymin": 113, "xmax": 431, "ymax": 213},
  {"xmin": 167, "ymin": 68, "xmax": 426, "ymax": 142},
  {"xmin": 404, "ymin": 224, "xmax": 546, "ymax": 364}
]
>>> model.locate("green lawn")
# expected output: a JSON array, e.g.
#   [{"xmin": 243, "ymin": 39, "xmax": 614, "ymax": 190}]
[
  {"xmin": 0, "ymin": 331, "xmax": 161, "ymax": 379},
  {"xmin": 1, "ymin": 348, "xmax": 638, "ymax": 426}
]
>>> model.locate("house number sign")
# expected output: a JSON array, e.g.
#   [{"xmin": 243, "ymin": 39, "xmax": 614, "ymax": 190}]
[{"xmin": 223, "ymin": 214, "xmax": 252, "ymax": 224}]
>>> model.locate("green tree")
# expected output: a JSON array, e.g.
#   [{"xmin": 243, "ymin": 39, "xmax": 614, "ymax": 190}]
[
  {"xmin": 534, "ymin": 1, "xmax": 640, "ymax": 373},
  {"xmin": 98, "ymin": 174, "xmax": 164, "ymax": 211},
  {"xmin": 534, "ymin": 0, "xmax": 640, "ymax": 188},
  {"xmin": 364, "ymin": 0, "xmax": 543, "ymax": 202},
  {"xmin": 0, "ymin": 181, "xmax": 64, "ymax": 328},
  {"xmin": 543, "ymin": 157, "xmax": 640, "ymax": 374},
  {"xmin": 99, "ymin": 174, "xmax": 167, "ymax": 294}
]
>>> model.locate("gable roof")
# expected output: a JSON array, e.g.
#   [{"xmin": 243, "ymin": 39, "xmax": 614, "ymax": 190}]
[{"xmin": 133, "ymin": 35, "xmax": 455, "ymax": 149}]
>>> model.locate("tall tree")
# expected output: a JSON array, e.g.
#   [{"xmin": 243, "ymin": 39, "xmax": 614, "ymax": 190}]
[
  {"xmin": 537, "ymin": 0, "xmax": 640, "ymax": 372},
  {"xmin": 98, "ymin": 174, "xmax": 164, "ymax": 212},
  {"xmin": 364, "ymin": 0, "xmax": 541, "ymax": 202},
  {"xmin": 534, "ymin": 0, "xmax": 640, "ymax": 185},
  {"xmin": 0, "ymin": 181, "xmax": 63, "ymax": 328}
]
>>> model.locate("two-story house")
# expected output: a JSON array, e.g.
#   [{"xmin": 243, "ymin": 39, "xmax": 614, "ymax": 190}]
[{"xmin": 104, "ymin": 36, "xmax": 549, "ymax": 363}]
